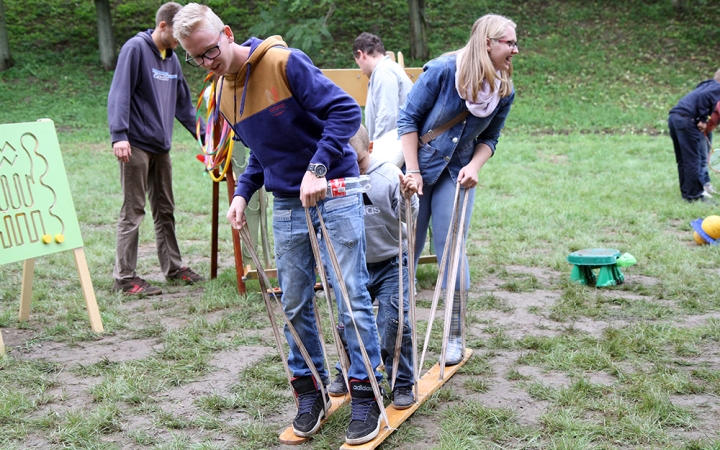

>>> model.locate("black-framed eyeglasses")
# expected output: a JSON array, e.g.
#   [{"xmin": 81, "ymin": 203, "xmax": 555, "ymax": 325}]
[
  {"xmin": 185, "ymin": 31, "xmax": 223, "ymax": 67},
  {"xmin": 493, "ymin": 39, "xmax": 518, "ymax": 50}
]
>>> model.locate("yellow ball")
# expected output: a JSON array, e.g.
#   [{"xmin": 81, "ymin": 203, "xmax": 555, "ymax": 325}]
[
  {"xmin": 702, "ymin": 215, "xmax": 720, "ymax": 239},
  {"xmin": 694, "ymin": 231, "xmax": 707, "ymax": 245}
]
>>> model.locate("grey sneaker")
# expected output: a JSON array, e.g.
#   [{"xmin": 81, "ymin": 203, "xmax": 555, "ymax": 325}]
[
  {"xmin": 392, "ymin": 386, "xmax": 415, "ymax": 410},
  {"xmin": 328, "ymin": 371, "xmax": 348, "ymax": 396},
  {"xmin": 113, "ymin": 277, "xmax": 162, "ymax": 296},
  {"xmin": 705, "ymin": 183, "xmax": 717, "ymax": 195}
]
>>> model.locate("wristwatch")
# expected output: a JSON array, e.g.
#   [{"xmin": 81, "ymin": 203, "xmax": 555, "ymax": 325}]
[{"xmin": 307, "ymin": 163, "xmax": 328, "ymax": 178}]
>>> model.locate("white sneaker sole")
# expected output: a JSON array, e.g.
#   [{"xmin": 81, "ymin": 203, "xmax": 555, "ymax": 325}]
[
  {"xmin": 345, "ymin": 417, "xmax": 381, "ymax": 445},
  {"xmin": 292, "ymin": 399, "xmax": 330, "ymax": 437}
]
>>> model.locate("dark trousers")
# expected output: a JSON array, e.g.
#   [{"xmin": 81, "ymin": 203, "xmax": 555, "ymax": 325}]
[
  {"xmin": 113, "ymin": 147, "xmax": 183, "ymax": 280},
  {"xmin": 668, "ymin": 113, "xmax": 706, "ymax": 200}
]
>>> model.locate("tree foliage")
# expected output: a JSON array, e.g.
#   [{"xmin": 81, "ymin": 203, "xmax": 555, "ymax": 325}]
[
  {"xmin": 248, "ymin": 0, "xmax": 335, "ymax": 55},
  {"xmin": 0, "ymin": 0, "xmax": 718, "ymax": 71}
]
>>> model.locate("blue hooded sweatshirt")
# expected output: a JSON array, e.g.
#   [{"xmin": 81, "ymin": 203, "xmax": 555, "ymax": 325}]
[
  {"xmin": 217, "ymin": 36, "xmax": 361, "ymax": 200},
  {"xmin": 670, "ymin": 79, "xmax": 720, "ymax": 124}
]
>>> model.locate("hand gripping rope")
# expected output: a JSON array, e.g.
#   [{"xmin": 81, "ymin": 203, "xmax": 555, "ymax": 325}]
[
  {"xmin": 310, "ymin": 205, "xmax": 392, "ymax": 431},
  {"xmin": 418, "ymin": 182, "xmax": 470, "ymax": 380},
  {"xmin": 195, "ymin": 73, "xmax": 235, "ymax": 182}
]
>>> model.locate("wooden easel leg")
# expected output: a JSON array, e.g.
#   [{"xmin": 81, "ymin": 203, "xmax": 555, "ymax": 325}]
[
  {"xmin": 19, "ymin": 258, "xmax": 35, "ymax": 322},
  {"xmin": 72, "ymin": 248, "xmax": 104, "ymax": 333}
]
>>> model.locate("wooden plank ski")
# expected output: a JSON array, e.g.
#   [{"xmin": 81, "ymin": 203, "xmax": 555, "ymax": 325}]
[
  {"xmin": 279, "ymin": 393, "xmax": 351, "ymax": 444},
  {"xmin": 340, "ymin": 348, "xmax": 473, "ymax": 450}
]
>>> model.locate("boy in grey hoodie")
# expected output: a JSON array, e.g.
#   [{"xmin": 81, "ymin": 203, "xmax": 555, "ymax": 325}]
[{"xmin": 329, "ymin": 125, "xmax": 419, "ymax": 409}]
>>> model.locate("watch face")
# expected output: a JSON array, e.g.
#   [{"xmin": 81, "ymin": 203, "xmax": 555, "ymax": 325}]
[{"xmin": 315, "ymin": 164, "xmax": 327, "ymax": 177}]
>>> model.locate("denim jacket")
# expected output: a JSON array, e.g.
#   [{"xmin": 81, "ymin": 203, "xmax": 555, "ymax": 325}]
[{"xmin": 397, "ymin": 54, "xmax": 514, "ymax": 186}]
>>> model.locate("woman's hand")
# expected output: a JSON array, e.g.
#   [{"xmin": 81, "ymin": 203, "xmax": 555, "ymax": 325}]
[
  {"xmin": 459, "ymin": 143, "xmax": 493, "ymax": 188},
  {"xmin": 401, "ymin": 132, "xmax": 424, "ymax": 195},
  {"xmin": 457, "ymin": 164, "xmax": 480, "ymax": 188}
]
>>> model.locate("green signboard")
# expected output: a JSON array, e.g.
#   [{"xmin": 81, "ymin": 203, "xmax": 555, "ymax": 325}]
[{"xmin": 0, "ymin": 120, "xmax": 84, "ymax": 265}]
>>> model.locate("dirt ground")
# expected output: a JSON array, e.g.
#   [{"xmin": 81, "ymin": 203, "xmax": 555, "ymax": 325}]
[{"xmin": 3, "ymin": 263, "xmax": 720, "ymax": 449}]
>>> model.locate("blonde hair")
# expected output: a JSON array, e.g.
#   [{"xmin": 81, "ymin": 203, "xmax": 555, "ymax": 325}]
[
  {"xmin": 349, "ymin": 124, "xmax": 370, "ymax": 157},
  {"xmin": 172, "ymin": 3, "xmax": 224, "ymax": 40},
  {"xmin": 455, "ymin": 14, "xmax": 515, "ymax": 99}
]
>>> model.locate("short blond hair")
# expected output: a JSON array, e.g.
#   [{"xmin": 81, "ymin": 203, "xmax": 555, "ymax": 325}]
[
  {"xmin": 456, "ymin": 14, "xmax": 516, "ymax": 99},
  {"xmin": 349, "ymin": 124, "xmax": 370, "ymax": 157},
  {"xmin": 172, "ymin": 3, "xmax": 224, "ymax": 40}
]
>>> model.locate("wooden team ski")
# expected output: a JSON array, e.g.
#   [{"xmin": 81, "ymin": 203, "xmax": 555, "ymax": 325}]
[
  {"xmin": 340, "ymin": 348, "xmax": 473, "ymax": 450},
  {"xmin": 279, "ymin": 393, "xmax": 352, "ymax": 444}
]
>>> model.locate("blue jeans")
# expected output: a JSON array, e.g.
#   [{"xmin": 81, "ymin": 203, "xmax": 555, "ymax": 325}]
[
  {"xmin": 273, "ymin": 193, "xmax": 382, "ymax": 384},
  {"xmin": 335, "ymin": 253, "xmax": 414, "ymax": 388},
  {"xmin": 369, "ymin": 253, "xmax": 414, "ymax": 388},
  {"xmin": 702, "ymin": 132, "xmax": 712, "ymax": 185},
  {"xmin": 414, "ymin": 169, "xmax": 475, "ymax": 291},
  {"xmin": 668, "ymin": 113, "xmax": 706, "ymax": 200}
]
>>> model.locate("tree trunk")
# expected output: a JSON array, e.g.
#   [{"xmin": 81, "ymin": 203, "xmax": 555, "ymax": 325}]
[
  {"xmin": 408, "ymin": 0, "xmax": 428, "ymax": 61},
  {"xmin": 0, "ymin": 0, "xmax": 14, "ymax": 71},
  {"xmin": 95, "ymin": 0, "xmax": 116, "ymax": 70},
  {"xmin": 671, "ymin": 0, "xmax": 688, "ymax": 14}
]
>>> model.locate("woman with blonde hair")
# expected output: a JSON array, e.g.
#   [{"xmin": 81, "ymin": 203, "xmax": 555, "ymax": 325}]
[{"xmin": 398, "ymin": 14, "xmax": 518, "ymax": 365}]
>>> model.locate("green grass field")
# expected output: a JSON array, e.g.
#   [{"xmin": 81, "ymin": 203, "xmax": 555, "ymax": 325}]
[{"xmin": 2, "ymin": 0, "xmax": 720, "ymax": 448}]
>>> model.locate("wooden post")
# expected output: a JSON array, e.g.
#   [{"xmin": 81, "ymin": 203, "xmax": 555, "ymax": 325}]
[
  {"xmin": 19, "ymin": 258, "xmax": 34, "ymax": 322},
  {"xmin": 72, "ymin": 248, "xmax": 104, "ymax": 332}
]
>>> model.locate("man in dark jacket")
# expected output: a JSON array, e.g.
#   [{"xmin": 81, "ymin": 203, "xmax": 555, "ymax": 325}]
[
  {"xmin": 668, "ymin": 74, "xmax": 720, "ymax": 203},
  {"xmin": 107, "ymin": 2, "xmax": 205, "ymax": 295}
]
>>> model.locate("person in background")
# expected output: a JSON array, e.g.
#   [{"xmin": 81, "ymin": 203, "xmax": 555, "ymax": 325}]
[
  {"xmin": 700, "ymin": 69, "xmax": 720, "ymax": 196},
  {"xmin": 173, "ymin": 4, "xmax": 385, "ymax": 445},
  {"xmin": 668, "ymin": 71, "xmax": 720, "ymax": 204},
  {"xmin": 353, "ymin": 32, "xmax": 413, "ymax": 141},
  {"xmin": 329, "ymin": 125, "xmax": 419, "ymax": 410},
  {"xmin": 107, "ymin": 2, "xmax": 206, "ymax": 296},
  {"xmin": 398, "ymin": 14, "xmax": 518, "ymax": 365}
]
